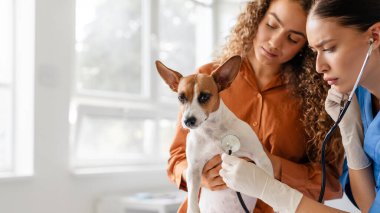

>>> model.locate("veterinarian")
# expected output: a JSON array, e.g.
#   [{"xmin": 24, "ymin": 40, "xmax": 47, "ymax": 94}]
[
  {"xmin": 167, "ymin": 0, "xmax": 344, "ymax": 212},
  {"xmin": 220, "ymin": 0, "xmax": 380, "ymax": 212}
]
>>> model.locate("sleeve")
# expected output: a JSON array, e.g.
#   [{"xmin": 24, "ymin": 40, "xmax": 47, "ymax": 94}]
[
  {"xmin": 279, "ymin": 156, "xmax": 344, "ymax": 200},
  {"xmin": 167, "ymin": 111, "xmax": 189, "ymax": 191},
  {"xmin": 369, "ymin": 190, "xmax": 380, "ymax": 213}
]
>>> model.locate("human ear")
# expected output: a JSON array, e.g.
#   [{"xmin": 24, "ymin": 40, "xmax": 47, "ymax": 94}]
[{"xmin": 367, "ymin": 22, "xmax": 380, "ymax": 49}]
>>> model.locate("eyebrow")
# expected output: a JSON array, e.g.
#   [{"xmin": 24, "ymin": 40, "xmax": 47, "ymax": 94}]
[
  {"xmin": 269, "ymin": 13, "xmax": 306, "ymax": 38},
  {"xmin": 313, "ymin": 39, "xmax": 336, "ymax": 48}
]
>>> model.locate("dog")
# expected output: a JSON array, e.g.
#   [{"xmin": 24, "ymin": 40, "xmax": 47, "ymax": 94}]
[{"xmin": 155, "ymin": 55, "xmax": 274, "ymax": 213}]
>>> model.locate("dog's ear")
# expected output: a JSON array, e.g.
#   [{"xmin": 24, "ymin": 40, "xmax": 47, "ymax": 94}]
[
  {"xmin": 211, "ymin": 55, "xmax": 242, "ymax": 92},
  {"xmin": 155, "ymin": 60, "xmax": 183, "ymax": 92}
]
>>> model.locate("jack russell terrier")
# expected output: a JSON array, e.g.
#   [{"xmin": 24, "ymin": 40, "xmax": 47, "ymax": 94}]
[{"xmin": 155, "ymin": 55, "xmax": 274, "ymax": 213}]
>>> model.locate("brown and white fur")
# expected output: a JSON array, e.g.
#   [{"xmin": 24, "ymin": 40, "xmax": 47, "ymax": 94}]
[{"xmin": 155, "ymin": 56, "xmax": 273, "ymax": 213}]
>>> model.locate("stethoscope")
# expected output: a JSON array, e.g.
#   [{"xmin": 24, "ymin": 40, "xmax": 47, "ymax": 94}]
[
  {"xmin": 318, "ymin": 38, "xmax": 375, "ymax": 202},
  {"xmin": 221, "ymin": 134, "xmax": 251, "ymax": 213},
  {"xmin": 220, "ymin": 38, "xmax": 375, "ymax": 209}
]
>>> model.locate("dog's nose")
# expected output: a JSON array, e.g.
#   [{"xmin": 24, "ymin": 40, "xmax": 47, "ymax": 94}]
[{"xmin": 184, "ymin": 116, "xmax": 197, "ymax": 128}]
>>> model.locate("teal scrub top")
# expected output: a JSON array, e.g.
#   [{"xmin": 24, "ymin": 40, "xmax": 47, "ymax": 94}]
[{"xmin": 340, "ymin": 86, "xmax": 380, "ymax": 212}]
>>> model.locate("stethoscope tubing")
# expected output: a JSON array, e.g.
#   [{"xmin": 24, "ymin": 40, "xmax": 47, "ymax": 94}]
[{"xmin": 318, "ymin": 39, "xmax": 374, "ymax": 202}]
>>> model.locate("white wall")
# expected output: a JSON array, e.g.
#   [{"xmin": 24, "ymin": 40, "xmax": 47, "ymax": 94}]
[{"xmin": 0, "ymin": 0, "xmax": 175, "ymax": 213}]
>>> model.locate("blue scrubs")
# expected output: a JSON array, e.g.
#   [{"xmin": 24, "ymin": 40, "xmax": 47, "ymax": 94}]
[{"xmin": 340, "ymin": 86, "xmax": 380, "ymax": 212}]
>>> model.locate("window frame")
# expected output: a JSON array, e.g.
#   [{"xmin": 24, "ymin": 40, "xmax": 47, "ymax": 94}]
[
  {"xmin": 0, "ymin": 0, "xmax": 35, "ymax": 178},
  {"xmin": 70, "ymin": 0, "xmax": 228, "ymax": 173}
]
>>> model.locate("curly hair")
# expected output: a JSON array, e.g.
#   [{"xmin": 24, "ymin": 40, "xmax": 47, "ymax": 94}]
[{"xmin": 215, "ymin": 0, "xmax": 343, "ymax": 164}]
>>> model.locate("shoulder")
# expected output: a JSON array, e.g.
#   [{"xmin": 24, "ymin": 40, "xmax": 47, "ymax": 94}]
[{"xmin": 356, "ymin": 86, "xmax": 372, "ymax": 109}]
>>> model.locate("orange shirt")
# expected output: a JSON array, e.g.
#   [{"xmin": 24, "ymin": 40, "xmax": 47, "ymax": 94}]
[{"xmin": 167, "ymin": 57, "xmax": 343, "ymax": 213}]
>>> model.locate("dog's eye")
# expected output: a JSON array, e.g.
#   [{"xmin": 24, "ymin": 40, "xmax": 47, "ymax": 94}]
[
  {"xmin": 178, "ymin": 93, "xmax": 187, "ymax": 104},
  {"xmin": 198, "ymin": 92, "xmax": 211, "ymax": 104}
]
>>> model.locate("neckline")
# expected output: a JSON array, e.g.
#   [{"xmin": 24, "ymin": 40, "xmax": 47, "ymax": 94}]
[{"xmin": 243, "ymin": 57, "xmax": 286, "ymax": 92}]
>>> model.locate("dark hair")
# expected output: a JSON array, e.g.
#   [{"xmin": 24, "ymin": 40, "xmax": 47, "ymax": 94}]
[{"xmin": 311, "ymin": 0, "xmax": 380, "ymax": 31}]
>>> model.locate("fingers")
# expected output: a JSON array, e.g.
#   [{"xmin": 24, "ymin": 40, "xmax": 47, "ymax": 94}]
[
  {"xmin": 211, "ymin": 183, "xmax": 228, "ymax": 191},
  {"xmin": 202, "ymin": 164, "xmax": 227, "ymax": 191},
  {"xmin": 326, "ymin": 87, "xmax": 361, "ymax": 126},
  {"xmin": 203, "ymin": 155, "xmax": 221, "ymax": 173},
  {"xmin": 207, "ymin": 176, "xmax": 227, "ymax": 191},
  {"xmin": 327, "ymin": 87, "xmax": 345, "ymax": 103},
  {"xmin": 326, "ymin": 89, "xmax": 343, "ymax": 104},
  {"xmin": 221, "ymin": 153, "xmax": 246, "ymax": 172},
  {"xmin": 202, "ymin": 154, "xmax": 264, "ymax": 192},
  {"xmin": 202, "ymin": 157, "xmax": 224, "ymax": 188},
  {"xmin": 326, "ymin": 88, "xmax": 344, "ymax": 121},
  {"xmin": 221, "ymin": 153, "xmax": 240, "ymax": 164},
  {"xmin": 203, "ymin": 162, "xmax": 222, "ymax": 179},
  {"xmin": 219, "ymin": 167, "xmax": 231, "ymax": 187},
  {"xmin": 220, "ymin": 154, "xmax": 239, "ymax": 186}
]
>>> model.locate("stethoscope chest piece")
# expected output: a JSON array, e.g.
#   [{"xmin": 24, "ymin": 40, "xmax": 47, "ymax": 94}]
[{"xmin": 221, "ymin": 134, "xmax": 241, "ymax": 153}]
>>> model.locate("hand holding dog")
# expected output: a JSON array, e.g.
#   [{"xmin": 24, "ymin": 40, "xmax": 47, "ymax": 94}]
[
  {"xmin": 201, "ymin": 154, "xmax": 262, "ymax": 191},
  {"xmin": 201, "ymin": 155, "xmax": 227, "ymax": 191},
  {"xmin": 325, "ymin": 87, "xmax": 370, "ymax": 170}
]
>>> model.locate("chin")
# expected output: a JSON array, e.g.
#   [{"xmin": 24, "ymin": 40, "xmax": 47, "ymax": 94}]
[{"xmin": 332, "ymin": 85, "xmax": 351, "ymax": 95}]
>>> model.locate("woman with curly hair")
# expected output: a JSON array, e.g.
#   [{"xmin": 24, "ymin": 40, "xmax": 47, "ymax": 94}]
[
  {"xmin": 167, "ymin": 0, "xmax": 344, "ymax": 212},
  {"xmin": 220, "ymin": 0, "xmax": 380, "ymax": 212}
]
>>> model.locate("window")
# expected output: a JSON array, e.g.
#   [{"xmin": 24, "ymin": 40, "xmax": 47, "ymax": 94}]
[
  {"xmin": 0, "ymin": 0, "xmax": 13, "ymax": 172},
  {"xmin": 71, "ymin": 0, "xmax": 214, "ymax": 172},
  {"xmin": 0, "ymin": 0, "xmax": 34, "ymax": 177}
]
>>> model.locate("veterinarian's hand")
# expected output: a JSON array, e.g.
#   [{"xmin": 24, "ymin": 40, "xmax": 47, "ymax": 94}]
[
  {"xmin": 220, "ymin": 154, "xmax": 302, "ymax": 213},
  {"xmin": 201, "ymin": 155, "xmax": 227, "ymax": 191},
  {"xmin": 325, "ymin": 87, "xmax": 370, "ymax": 170}
]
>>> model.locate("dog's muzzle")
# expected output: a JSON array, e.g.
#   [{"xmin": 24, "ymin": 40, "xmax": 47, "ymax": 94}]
[{"xmin": 184, "ymin": 116, "xmax": 197, "ymax": 128}]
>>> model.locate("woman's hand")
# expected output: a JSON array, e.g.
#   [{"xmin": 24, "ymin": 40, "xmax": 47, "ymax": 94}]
[
  {"xmin": 200, "ymin": 154, "xmax": 259, "ymax": 191},
  {"xmin": 325, "ymin": 87, "xmax": 360, "ymax": 130},
  {"xmin": 201, "ymin": 155, "xmax": 227, "ymax": 191},
  {"xmin": 325, "ymin": 87, "xmax": 370, "ymax": 170}
]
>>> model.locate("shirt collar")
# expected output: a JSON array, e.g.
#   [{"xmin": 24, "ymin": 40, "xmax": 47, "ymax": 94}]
[{"xmin": 241, "ymin": 57, "xmax": 288, "ymax": 92}]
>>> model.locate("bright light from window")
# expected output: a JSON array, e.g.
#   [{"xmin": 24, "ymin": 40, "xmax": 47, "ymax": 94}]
[
  {"xmin": 0, "ymin": 0, "xmax": 34, "ymax": 177},
  {"xmin": 75, "ymin": 0, "xmax": 143, "ymax": 94},
  {"xmin": 71, "ymin": 0, "xmax": 213, "ymax": 172},
  {"xmin": 0, "ymin": 0, "xmax": 13, "ymax": 172},
  {"xmin": 0, "ymin": 0, "xmax": 13, "ymax": 84}
]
